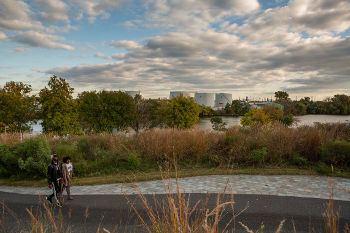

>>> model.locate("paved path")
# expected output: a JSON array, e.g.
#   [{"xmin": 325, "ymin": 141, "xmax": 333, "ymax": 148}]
[{"xmin": 1, "ymin": 175, "xmax": 350, "ymax": 200}]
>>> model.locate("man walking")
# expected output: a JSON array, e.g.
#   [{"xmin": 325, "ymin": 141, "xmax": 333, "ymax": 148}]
[{"xmin": 46, "ymin": 154, "xmax": 63, "ymax": 207}]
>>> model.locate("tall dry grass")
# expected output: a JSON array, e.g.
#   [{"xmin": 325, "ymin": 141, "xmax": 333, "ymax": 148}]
[
  {"xmin": 1, "ymin": 123, "xmax": 350, "ymax": 177},
  {"xmin": 133, "ymin": 128, "xmax": 219, "ymax": 162}
]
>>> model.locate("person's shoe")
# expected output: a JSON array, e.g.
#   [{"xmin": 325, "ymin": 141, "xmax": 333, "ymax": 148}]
[
  {"xmin": 67, "ymin": 196, "xmax": 74, "ymax": 200},
  {"xmin": 46, "ymin": 196, "xmax": 53, "ymax": 204}
]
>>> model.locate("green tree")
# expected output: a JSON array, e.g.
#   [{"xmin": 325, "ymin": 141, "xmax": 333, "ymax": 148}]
[
  {"xmin": 331, "ymin": 94, "xmax": 350, "ymax": 115},
  {"xmin": 274, "ymin": 91, "xmax": 289, "ymax": 102},
  {"xmin": 241, "ymin": 108, "xmax": 271, "ymax": 126},
  {"xmin": 39, "ymin": 75, "xmax": 80, "ymax": 135},
  {"xmin": 241, "ymin": 106, "xmax": 294, "ymax": 127},
  {"xmin": 199, "ymin": 105, "xmax": 215, "ymax": 117},
  {"xmin": 158, "ymin": 95, "xmax": 200, "ymax": 129},
  {"xmin": 210, "ymin": 116, "xmax": 226, "ymax": 131},
  {"xmin": 0, "ymin": 82, "xmax": 37, "ymax": 133},
  {"xmin": 231, "ymin": 100, "xmax": 250, "ymax": 115},
  {"xmin": 78, "ymin": 90, "xmax": 136, "ymax": 132},
  {"xmin": 133, "ymin": 94, "xmax": 159, "ymax": 132}
]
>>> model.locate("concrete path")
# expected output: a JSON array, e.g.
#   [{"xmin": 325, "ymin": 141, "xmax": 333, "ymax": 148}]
[{"xmin": 1, "ymin": 175, "xmax": 350, "ymax": 201}]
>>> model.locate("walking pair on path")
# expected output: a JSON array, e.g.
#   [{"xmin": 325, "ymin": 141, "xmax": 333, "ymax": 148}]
[{"xmin": 46, "ymin": 154, "xmax": 73, "ymax": 207}]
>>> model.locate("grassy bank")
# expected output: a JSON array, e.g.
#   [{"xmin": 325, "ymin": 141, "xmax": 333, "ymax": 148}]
[
  {"xmin": 2, "ymin": 167, "xmax": 340, "ymax": 187},
  {"xmin": 1, "ymin": 123, "xmax": 350, "ymax": 184}
]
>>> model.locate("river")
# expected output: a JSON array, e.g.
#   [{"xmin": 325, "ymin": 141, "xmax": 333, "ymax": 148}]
[
  {"xmin": 197, "ymin": 115, "xmax": 350, "ymax": 130},
  {"xmin": 30, "ymin": 115, "xmax": 350, "ymax": 133}
]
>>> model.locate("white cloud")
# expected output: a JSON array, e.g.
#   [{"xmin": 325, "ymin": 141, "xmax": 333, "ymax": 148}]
[
  {"xmin": 11, "ymin": 31, "xmax": 74, "ymax": 50},
  {"xmin": 71, "ymin": 0, "xmax": 124, "ymax": 22},
  {"xmin": 0, "ymin": 31, "xmax": 6, "ymax": 40},
  {"xmin": 46, "ymin": 26, "xmax": 350, "ymax": 97},
  {"xmin": 141, "ymin": 0, "xmax": 260, "ymax": 30},
  {"xmin": 0, "ymin": 0, "xmax": 43, "ymax": 30},
  {"xmin": 228, "ymin": 0, "xmax": 350, "ymax": 44},
  {"xmin": 35, "ymin": 0, "xmax": 69, "ymax": 23},
  {"xmin": 110, "ymin": 40, "xmax": 142, "ymax": 50}
]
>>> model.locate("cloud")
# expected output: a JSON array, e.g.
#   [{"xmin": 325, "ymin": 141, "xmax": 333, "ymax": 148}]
[
  {"xmin": 226, "ymin": 0, "xmax": 350, "ymax": 43},
  {"xmin": 110, "ymin": 40, "xmax": 141, "ymax": 50},
  {"xmin": 0, "ymin": 31, "xmax": 6, "ymax": 40},
  {"xmin": 46, "ymin": 25, "xmax": 350, "ymax": 97},
  {"xmin": 71, "ymin": 0, "xmax": 124, "ymax": 22},
  {"xmin": 11, "ymin": 47, "xmax": 31, "ymax": 54},
  {"xmin": 35, "ymin": 0, "xmax": 69, "ymax": 23},
  {"xmin": 0, "ymin": 0, "xmax": 43, "ymax": 30},
  {"xmin": 11, "ymin": 31, "xmax": 74, "ymax": 50},
  {"xmin": 128, "ymin": 0, "xmax": 260, "ymax": 31}
]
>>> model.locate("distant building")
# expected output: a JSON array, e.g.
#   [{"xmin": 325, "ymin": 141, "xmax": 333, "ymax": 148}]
[
  {"xmin": 251, "ymin": 102, "xmax": 284, "ymax": 110},
  {"xmin": 215, "ymin": 93, "xmax": 232, "ymax": 109},
  {"xmin": 194, "ymin": 93, "xmax": 215, "ymax": 108},
  {"xmin": 125, "ymin": 91, "xmax": 140, "ymax": 98}
]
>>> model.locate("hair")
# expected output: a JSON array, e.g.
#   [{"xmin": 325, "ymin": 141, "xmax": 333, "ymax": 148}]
[{"xmin": 63, "ymin": 156, "xmax": 71, "ymax": 163}]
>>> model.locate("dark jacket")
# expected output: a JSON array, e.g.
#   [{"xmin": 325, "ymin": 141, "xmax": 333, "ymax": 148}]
[{"xmin": 47, "ymin": 161, "xmax": 62, "ymax": 185}]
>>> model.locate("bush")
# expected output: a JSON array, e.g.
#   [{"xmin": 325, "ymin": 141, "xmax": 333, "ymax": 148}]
[
  {"xmin": 127, "ymin": 153, "xmax": 140, "ymax": 170},
  {"xmin": 252, "ymin": 147, "xmax": 267, "ymax": 165},
  {"xmin": 315, "ymin": 162, "xmax": 332, "ymax": 175},
  {"xmin": 14, "ymin": 137, "xmax": 51, "ymax": 178},
  {"xmin": 321, "ymin": 140, "xmax": 350, "ymax": 167},
  {"xmin": 0, "ymin": 144, "xmax": 19, "ymax": 177},
  {"xmin": 53, "ymin": 142, "xmax": 78, "ymax": 158},
  {"xmin": 73, "ymin": 161, "xmax": 89, "ymax": 176},
  {"xmin": 288, "ymin": 154, "xmax": 309, "ymax": 167}
]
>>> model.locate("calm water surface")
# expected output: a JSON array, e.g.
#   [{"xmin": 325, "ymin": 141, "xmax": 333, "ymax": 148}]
[
  {"xmin": 197, "ymin": 115, "xmax": 350, "ymax": 130},
  {"xmin": 31, "ymin": 115, "xmax": 350, "ymax": 133}
]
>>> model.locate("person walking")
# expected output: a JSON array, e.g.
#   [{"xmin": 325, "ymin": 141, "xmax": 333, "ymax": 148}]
[
  {"xmin": 46, "ymin": 154, "xmax": 63, "ymax": 207},
  {"xmin": 62, "ymin": 156, "xmax": 73, "ymax": 200}
]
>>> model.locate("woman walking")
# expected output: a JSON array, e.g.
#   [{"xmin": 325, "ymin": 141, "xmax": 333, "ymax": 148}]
[{"xmin": 62, "ymin": 156, "xmax": 73, "ymax": 200}]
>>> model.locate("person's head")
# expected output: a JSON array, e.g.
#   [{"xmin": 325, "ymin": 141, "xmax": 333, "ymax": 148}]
[
  {"xmin": 52, "ymin": 154, "xmax": 58, "ymax": 163},
  {"xmin": 63, "ymin": 156, "xmax": 71, "ymax": 164}
]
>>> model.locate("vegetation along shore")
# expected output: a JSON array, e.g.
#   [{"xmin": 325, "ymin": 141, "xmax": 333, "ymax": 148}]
[{"xmin": 0, "ymin": 76, "xmax": 350, "ymax": 185}]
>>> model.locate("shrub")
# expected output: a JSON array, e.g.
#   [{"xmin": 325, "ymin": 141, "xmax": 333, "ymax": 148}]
[
  {"xmin": 14, "ymin": 137, "xmax": 51, "ymax": 178},
  {"xmin": 53, "ymin": 142, "xmax": 80, "ymax": 160},
  {"xmin": 315, "ymin": 162, "xmax": 332, "ymax": 175},
  {"xmin": 0, "ymin": 144, "xmax": 19, "ymax": 177},
  {"xmin": 252, "ymin": 147, "xmax": 267, "ymax": 165},
  {"xmin": 210, "ymin": 117, "xmax": 226, "ymax": 131},
  {"xmin": 73, "ymin": 161, "xmax": 89, "ymax": 176},
  {"xmin": 321, "ymin": 140, "xmax": 350, "ymax": 167},
  {"xmin": 127, "ymin": 153, "xmax": 140, "ymax": 170},
  {"xmin": 288, "ymin": 154, "xmax": 309, "ymax": 167}
]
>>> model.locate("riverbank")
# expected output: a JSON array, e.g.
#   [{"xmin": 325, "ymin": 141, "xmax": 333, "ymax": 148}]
[
  {"xmin": 1, "ymin": 166, "xmax": 350, "ymax": 187},
  {"xmin": 1, "ymin": 123, "xmax": 350, "ymax": 183}
]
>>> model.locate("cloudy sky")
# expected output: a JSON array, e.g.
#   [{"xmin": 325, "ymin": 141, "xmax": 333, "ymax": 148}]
[{"xmin": 0, "ymin": 0, "xmax": 350, "ymax": 99}]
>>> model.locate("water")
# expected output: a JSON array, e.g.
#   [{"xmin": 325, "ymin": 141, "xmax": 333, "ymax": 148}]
[
  {"xmin": 29, "ymin": 115, "xmax": 350, "ymax": 133},
  {"xmin": 197, "ymin": 115, "xmax": 350, "ymax": 130}
]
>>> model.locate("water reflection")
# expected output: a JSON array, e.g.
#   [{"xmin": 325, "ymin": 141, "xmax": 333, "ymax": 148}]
[
  {"xmin": 197, "ymin": 115, "xmax": 350, "ymax": 130},
  {"xmin": 29, "ymin": 115, "xmax": 350, "ymax": 133}
]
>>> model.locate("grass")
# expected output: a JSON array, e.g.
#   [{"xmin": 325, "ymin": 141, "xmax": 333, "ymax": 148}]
[
  {"xmin": 1, "ymin": 166, "xmax": 349, "ymax": 187},
  {"xmin": 1, "ymin": 123, "xmax": 350, "ymax": 184}
]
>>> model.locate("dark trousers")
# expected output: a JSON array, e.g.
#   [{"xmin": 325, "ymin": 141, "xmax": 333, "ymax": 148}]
[{"xmin": 47, "ymin": 181, "xmax": 61, "ymax": 200}]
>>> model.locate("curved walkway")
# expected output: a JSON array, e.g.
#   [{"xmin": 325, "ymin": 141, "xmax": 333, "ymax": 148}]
[{"xmin": 1, "ymin": 175, "xmax": 350, "ymax": 201}]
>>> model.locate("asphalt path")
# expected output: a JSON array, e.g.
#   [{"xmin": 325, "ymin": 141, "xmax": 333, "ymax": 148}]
[{"xmin": 1, "ymin": 191, "xmax": 349, "ymax": 233}]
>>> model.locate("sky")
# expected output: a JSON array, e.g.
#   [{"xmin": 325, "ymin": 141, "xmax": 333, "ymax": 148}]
[{"xmin": 0, "ymin": 0, "xmax": 350, "ymax": 100}]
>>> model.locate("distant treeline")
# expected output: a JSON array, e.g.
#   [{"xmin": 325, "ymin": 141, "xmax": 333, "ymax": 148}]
[
  {"xmin": 205, "ymin": 91, "xmax": 350, "ymax": 117},
  {"xmin": 0, "ymin": 76, "xmax": 349, "ymax": 134}
]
